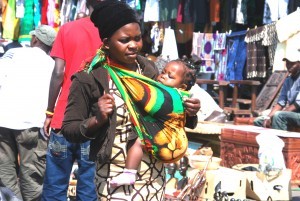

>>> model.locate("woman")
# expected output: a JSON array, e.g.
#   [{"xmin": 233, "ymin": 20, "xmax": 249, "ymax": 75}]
[{"xmin": 61, "ymin": 1, "xmax": 200, "ymax": 200}]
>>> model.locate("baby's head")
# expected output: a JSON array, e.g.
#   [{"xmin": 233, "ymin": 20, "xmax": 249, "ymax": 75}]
[{"xmin": 157, "ymin": 60, "xmax": 196, "ymax": 91}]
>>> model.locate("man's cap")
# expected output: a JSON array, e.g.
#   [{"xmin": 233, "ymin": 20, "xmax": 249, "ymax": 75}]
[
  {"xmin": 29, "ymin": 25, "xmax": 57, "ymax": 47},
  {"xmin": 282, "ymin": 48, "xmax": 300, "ymax": 62}
]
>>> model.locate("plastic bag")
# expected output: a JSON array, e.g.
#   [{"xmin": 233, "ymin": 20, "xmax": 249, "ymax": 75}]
[{"xmin": 256, "ymin": 132, "xmax": 286, "ymax": 173}]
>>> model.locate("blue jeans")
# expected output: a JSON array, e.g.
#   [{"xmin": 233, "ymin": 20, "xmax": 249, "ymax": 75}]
[
  {"xmin": 41, "ymin": 131, "xmax": 97, "ymax": 201},
  {"xmin": 272, "ymin": 111, "xmax": 300, "ymax": 130},
  {"xmin": 254, "ymin": 111, "xmax": 300, "ymax": 131}
]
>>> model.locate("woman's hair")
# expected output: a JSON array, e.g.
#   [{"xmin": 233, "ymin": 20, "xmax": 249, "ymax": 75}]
[
  {"xmin": 86, "ymin": 0, "xmax": 102, "ymax": 8},
  {"xmin": 171, "ymin": 60, "xmax": 196, "ymax": 91},
  {"xmin": 90, "ymin": 0, "xmax": 139, "ymax": 40}
]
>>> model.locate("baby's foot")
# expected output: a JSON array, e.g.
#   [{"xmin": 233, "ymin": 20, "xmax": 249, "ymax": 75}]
[{"xmin": 110, "ymin": 169, "xmax": 137, "ymax": 187}]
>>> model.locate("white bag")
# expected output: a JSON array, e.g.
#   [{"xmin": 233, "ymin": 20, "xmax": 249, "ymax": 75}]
[{"xmin": 256, "ymin": 132, "xmax": 286, "ymax": 173}]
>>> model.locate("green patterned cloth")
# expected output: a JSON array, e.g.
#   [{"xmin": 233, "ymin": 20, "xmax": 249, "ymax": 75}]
[{"xmin": 87, "ymin": 49, "xmax": 189, "ymax": 163}]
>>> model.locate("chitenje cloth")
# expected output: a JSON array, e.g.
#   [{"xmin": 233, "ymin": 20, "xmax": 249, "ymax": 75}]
[{"xmin": 86, "ymin": 50, "xmax": 190, "ymax": 163}]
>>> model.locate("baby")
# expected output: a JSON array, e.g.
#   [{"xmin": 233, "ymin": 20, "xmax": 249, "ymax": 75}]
[{"xmin": 110, "ymin": 60, "xmax": 196, "ymax": 187}]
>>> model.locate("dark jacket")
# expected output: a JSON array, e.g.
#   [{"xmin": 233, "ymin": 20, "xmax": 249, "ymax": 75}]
[{"xmin": 62, "ymin": 55, "xmax": 197, "ymax": 162}]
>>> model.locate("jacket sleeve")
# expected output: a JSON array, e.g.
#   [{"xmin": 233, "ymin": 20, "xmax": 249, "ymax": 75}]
[
  {"xmin": 61, "ymin": 74, "xmax": 98, "ymax": 143},
  {"xmin": 185, "ymin": 115, "xmax": 198, "ymax": 129}
]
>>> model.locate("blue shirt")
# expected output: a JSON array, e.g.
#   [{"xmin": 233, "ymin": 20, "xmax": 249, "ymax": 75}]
[{"xmin": 277, "ymin": 75, "xmax": 300, "ymax": 108}]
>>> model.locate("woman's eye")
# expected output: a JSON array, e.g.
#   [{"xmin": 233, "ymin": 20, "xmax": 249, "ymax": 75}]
[
  {"xmin": 119, "ymin": 37, "xmax": 130, "ymax": 43},
  {"xmin": 134, "ymin": 36, "xmax": 142, "ymax": 42}
]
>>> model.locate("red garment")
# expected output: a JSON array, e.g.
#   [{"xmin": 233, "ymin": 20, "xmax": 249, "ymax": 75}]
[
  {"xmin": 177, "ymin": 0, "xmax": 183, "ymax": 23},
  {"xmin": 41, "ymin": 0, "xmax": 48, "ymax": 24},
  {"xmin": 210, "ymin": 0, "xmax": 220, "ymax": 22},
  {"xmin": 50, "ymin": 17, "xmax": 102, "ymax": 129}
]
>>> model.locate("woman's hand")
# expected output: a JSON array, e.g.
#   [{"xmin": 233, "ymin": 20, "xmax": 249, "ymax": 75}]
[
  {"xmin": 184, "ymin": 97, "xmax": 201, "ymax": 117},
  {"xmin": 96, "ymin": 93, "xmax": 115, "ymax": 124}
]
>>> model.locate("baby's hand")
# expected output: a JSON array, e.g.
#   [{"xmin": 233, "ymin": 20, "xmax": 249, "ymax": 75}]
[{"xmin": 183, "ymin": 96, "xmax": 200, "ymax": 116}]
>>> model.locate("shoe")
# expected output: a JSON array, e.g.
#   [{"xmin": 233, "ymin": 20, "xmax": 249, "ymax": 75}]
[{"xmin": 110, "ymin": 169, "xmax": 136, "ymax": 187}]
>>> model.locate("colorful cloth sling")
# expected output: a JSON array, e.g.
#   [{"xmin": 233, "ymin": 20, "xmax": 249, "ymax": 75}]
[{"xmin": 86, "ymin": 49, "xmax": 189, "ymax": 163}]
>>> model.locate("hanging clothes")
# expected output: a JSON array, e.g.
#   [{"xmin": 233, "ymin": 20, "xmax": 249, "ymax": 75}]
[
  {"xmin": 191, "ymin": 32, "xmax": 202, "ymax": 59},
  {"xmin": 244, "ymin": 26, "xmax": 267, "ymax": 78},
  {"xmin": 176, "ymin": 0, "xmax": 193, "ymax": 23},
  {"xmin": 159, "ymin": 0, "xmax": 178, "ymax": 21},
  {"xmin": 150, "ymin": 22, "xmax": 160, "ymax": 54},
  {"xmin": 76, "ymin": 0, "xmax": 87, "ymax": 14},
  {"xmin": 192, "ymin": 0, "xmax": 209, "ymax": 32},
  {"xmin": 263, "ymin": 0, "xmax": 288, "ymax": 24},
  {"xmin": 41, "ymin": 0, "xmax": 48, "ymax": 24},
  {"xmin": 210, "ymin": 0, "xmax": 221, "ymax": 23},
  {"xmin": 261, "ymin": 22, "xmax": 278, "ymax": 68},
  {"xmin": 214, "ymin": 33, "xmax": 227, "ymax": 81},
  {"xmin": 33, "ymin": 0, "xmax": 41, "ymax": 27},
  {"xmin": 126, "ymin": 0, "xmax": 141, "ymax": 10},
  {"xmin": 143, "ymin": 0, "xmax": 159, "ymax": 22},
  {"xmin": 161, "ymin": 27, "xmax": 179, "ymax": 60},
  {"xmin": 18, "ymin": 0, "xmax": 34, "ymax": 44},
  {"xmin": 220, "ymin": 0, "xmax": 237, "ymax": 31},
  {"xmin": 16, "ymin": 0, "xmax": 24, "ymax": 18},
  {"xmin": 226, "ymin": 30, "xmax": 247, "ymax": 81},
  {"xmin": 274, "ymin": 9, "xmax": 300, "ymax": 71},
  {"xmin": 47, "ymin": 0, "xmax": 60, "ymax": 30},
  {"xmin": 2, "ymin": 0, "xmax": 20, "ymax": 40},
  {"xmin": 60, "ymin": 0, "xmax": 72, "ymax": 25},
  {"xmin": 235, "ymin": 0, "xmax": 248, "ymax": 25},
  {"xmin": 288, "ymin": 0, "xmax": 300, "ymax": 14},
  {"xmin": 199, "ymin": 33, "xmax": 216, "ymax": 73},
  {"xmin": 69, "ymin": 0, "xmax": 78, "ymax": 22}
]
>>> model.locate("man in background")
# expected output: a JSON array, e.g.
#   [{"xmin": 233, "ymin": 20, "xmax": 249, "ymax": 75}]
[
  {"xmin": 254, "ymin": 50, "xmax": 300, "ymax": 131},
  {"xmin": 41, "ymin": 0, "xmax": 102, "ymax": 200},
  {"xmin": 0, "ymin": 25, "xmax": 56, "ymax": 201}
]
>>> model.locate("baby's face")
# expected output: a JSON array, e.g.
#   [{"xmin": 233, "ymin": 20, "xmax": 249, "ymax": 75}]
[{"xmin": 157, "ymin": 62, "xmax": 185, "ymax": 89}]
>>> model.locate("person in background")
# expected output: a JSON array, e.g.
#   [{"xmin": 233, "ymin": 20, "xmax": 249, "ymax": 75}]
[
  {"xmin": 0, "ymin": 25, "xmax": 56, "ymax": 201},
  {"xmin": 254, "ymin": 51, "xmax": 300, "ymax": 131},
  {"xmin": 61, "ymin": 1, "xmax": 200, "ymax": 200},
  {"xmin": 110, "ymin": 60, "xmax": 197, "ymax": 187},
  {"xmin": 0, "ymin": 41, "xmax": 23, "ymax": 57},
  {"xmin": 41, "ymin": 0, "xmax": 102, "ymax": 200}
]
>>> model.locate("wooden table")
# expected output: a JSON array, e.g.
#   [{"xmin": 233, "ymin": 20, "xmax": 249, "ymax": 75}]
[{"xmin": 220, "ymin": 125, "xmax": 300, "ymax": 186}]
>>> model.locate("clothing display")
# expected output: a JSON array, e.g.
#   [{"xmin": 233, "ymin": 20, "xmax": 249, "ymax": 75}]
[
  {"xmin": 244, "ymin": 26, "xmax": 267, "ymax": 78},
  {"xmin": 1, "ymin": 1, "xmax": 298, "ymax": 80}
]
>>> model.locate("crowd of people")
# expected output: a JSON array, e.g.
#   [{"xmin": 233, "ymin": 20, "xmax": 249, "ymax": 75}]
[{"xmin": 0, "ymin": 0, "xmax": 299, "ymax": 201}]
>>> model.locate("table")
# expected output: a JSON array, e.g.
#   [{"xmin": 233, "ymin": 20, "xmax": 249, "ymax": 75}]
[{"xmin": 220, "ymin": 125, "xmax": 300, "ymax": 186}]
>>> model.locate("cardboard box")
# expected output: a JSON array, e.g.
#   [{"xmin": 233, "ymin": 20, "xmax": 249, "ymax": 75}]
[
  {"xmin": 189, "ymin": 167, "xmax": 246, "ymax": 200},
  {"xmin": 232, "ymin": 164, "xmax": 292, "ymax": 201}
]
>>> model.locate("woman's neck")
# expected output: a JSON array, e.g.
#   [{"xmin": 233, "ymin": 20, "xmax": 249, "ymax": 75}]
[{"xmin": 109, "ymin": 58, "xmax": 139, "ymax": 72}]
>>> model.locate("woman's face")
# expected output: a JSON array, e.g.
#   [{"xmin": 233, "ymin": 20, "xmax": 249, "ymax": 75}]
[{"xmin": 105, "ymin": 23, "xmax": 143, "ymax": 68}]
